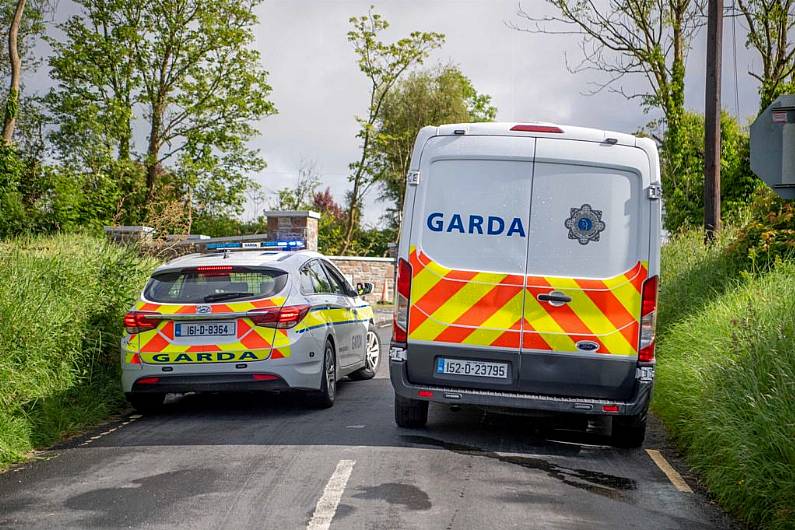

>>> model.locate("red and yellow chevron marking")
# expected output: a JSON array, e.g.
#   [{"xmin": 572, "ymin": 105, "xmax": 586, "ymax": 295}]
[
  {"xmin": 132, "ymin": 297, "xmax": 291, "ymax": 363},
  {"xmin": 407, "ymin": 247, "xmax": 647, "ymax": 356}
]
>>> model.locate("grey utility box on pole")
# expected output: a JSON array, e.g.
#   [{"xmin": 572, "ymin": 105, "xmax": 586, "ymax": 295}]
[{"xmin": 750, "ymin": 94, "xmax": 795, "ymax": 199}]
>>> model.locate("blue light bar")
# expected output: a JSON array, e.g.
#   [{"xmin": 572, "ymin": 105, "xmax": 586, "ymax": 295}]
[{"xmin": 206, "ymin": 239, "xmax": 306, "ymax": 251}]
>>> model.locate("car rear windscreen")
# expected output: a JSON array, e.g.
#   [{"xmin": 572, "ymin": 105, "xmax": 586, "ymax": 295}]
[{"xmin": 144, "ymin": 267, "xmax": 288, "ymax": 304}]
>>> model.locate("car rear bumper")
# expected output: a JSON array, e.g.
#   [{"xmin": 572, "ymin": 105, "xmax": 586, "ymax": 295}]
[
  {"xmin": 390, "ymin": 359, "xmax": 653, "ymax": 416},
  {"xmin": 127, "ymin": 373, "xmax": 292, "ymax": 394}
]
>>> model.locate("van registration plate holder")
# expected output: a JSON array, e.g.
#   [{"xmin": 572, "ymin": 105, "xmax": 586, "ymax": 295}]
[{"xmin": 436, "ymin": 358, "xmax": 509, "ymax": 379}]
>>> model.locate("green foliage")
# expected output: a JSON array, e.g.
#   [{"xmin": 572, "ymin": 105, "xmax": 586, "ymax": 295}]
[
  {"xmin": 0, "ymin": 145, "xmax": 27, "ymax": 237},
  {"xmin": 659, "ymin": 111, "xmax": 760, "ymax": 233},
  {"xmin": 373, "ymin": 65, "xmax": 496, "ymax": 228},
  {"xmin": 46, "ymin": 0, "xmax": 276, "ymax": 220},
  {"xmin": 654, "ymin": 227, "xmax": 795, "ymax": 529},
  {"xmin": 0, "ymin": 234, "xmax": 158, "ymax": 467},
  {"xmin": 191, "ymin": 214, "xmax": 264, "ymax": 238},
  {"xmin": 729, "ymin": 186, "xmax": 795, "ymax": 268}
]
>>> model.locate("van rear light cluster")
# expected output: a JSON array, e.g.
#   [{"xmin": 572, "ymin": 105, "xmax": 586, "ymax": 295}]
[
  {"xmin": 638, "ymin": 276, "xmax": 659, "ymax": 362},
  {"xmin": 124, "ymin": 311, "xmax": 161, "ymax": 334},
  {"xmin": 248, "ymin": 305, "xmax": 310, "ymax": 329},
  {"xmin": 393, "ymin": 258, "xmax": 412, "ymax": 344}
]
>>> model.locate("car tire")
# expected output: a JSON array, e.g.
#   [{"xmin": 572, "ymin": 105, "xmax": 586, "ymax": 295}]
[
  {"xmin": 127, "ymin": 393, "xmax": 165, "ymax": 415},
  {"xmin": 611, "ymin": 413, "xmax": 647, "ymax": 448},
  {"xmin": 394, "ymin": 394, "xmax": 429, "ymax": 428},
  {"xmin": 349, "ymin": 324, "xmax": 381, "ymax": 381},
  {"xmin": 309, "ymin": 339, "xmax": 336, "ymax": 409}
]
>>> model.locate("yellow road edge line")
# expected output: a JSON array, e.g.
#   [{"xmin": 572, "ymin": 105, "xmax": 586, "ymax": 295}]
[{"xmin": 645, "ymin": 449, "xmax": 693, "ymax": 493}]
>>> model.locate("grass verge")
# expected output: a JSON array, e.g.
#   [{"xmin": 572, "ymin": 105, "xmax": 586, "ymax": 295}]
[
  {"xmin": 0, "ymin": 234, "xmax": 157, "ymax": 468},
  {"xmin": 654, "ymin": 229, "xmax": 795, "ymax": 529}
]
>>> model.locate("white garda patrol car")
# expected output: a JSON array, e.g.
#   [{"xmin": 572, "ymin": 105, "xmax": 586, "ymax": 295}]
[
  {"xmin": 121, "ymin": 249, "xmax": 380, "ymax": 412},
  {"xmin": 390, "ymin": 122, "xmax": 662, "ymax": 447}
]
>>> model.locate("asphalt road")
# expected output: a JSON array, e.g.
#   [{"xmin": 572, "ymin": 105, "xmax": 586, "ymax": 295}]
[{"xmin": 0, "ymin": 326, "xmax": 734, "ymax": 529}]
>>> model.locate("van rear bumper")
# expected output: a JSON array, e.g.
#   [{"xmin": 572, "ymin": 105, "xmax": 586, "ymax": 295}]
[{"xmin": 390, "ymin": 359, "xmax": 652, "ymax": 416}]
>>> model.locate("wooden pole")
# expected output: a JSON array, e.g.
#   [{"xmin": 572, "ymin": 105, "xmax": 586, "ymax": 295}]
[{"xmin": 704, "ymin": 0, "xmax": 723, "ymax": 241}]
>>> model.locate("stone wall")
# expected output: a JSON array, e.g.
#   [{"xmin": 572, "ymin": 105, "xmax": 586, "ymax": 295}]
[{"xmin": 328, "ymin": 256, "xmax": 395, "ymax": 305}]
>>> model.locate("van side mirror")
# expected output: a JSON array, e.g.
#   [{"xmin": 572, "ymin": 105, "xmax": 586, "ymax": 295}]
[{"xmin": 356, "ymin": 282, "xmax": 374, "ymax": 296}]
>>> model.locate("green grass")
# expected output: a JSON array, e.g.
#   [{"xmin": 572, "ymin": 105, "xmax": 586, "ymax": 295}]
[
  {"xmin": 0, "ymin": 234, "xmax": 157, "ymax": 467},
  {"xmin": 654, "ymin": 230, "xmax": 795, "ymax": 529}
]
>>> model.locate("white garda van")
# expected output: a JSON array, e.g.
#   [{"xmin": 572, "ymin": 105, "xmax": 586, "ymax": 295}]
[{"xmin": 389, "ymin": 122, "xmax": 661, "ymax": 447}]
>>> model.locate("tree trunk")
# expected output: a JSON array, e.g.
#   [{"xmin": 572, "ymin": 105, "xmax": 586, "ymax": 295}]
[
  {"xmin": 145, "ymin": 100, "xmax": 163, "ymax": 202},
  {"xmin": 2, "ymin": 0, "xmax": 26, "ymax": 145}
]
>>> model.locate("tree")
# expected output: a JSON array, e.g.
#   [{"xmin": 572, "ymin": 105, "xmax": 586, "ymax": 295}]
[
  {"xmin": 735, "ymin": 0, "xmax": 795, "ymax": 110},
  {"xmin": 1, "ymin": 0, "xmax": 45, "ymax": 145},
  {"xmin": 653, "ymin": 111, "xmax": 760, "ymax": 232},
  {"xmin": 373, "ymin": 64, "xmax": 496, "ymax": 229},
  {"xmin": 47, "ymin": 0, "xmax": 276, "ymax": 219},
  {"xmin": 341, "ymin": 7, "xmax": 444, "ymax": 254},
  {"xmin": 272, "ymin": 160, "xmax": 321, "ymax": 210},
  {"xmin": 133, "ymin": 0, "xmax": 275, "ymax": 204},
  {"xmin": 47, "ymin": 0, "xmax": 140, "ymax": 165},
  {"xmin": 511, "ymin": 0, "xmax": 705, "ymax": 202}
]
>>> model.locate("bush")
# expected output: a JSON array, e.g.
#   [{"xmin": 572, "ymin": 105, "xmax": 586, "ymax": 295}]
[
  {"xmin": 0, "ymin": 234, "xmax": 158, "ymax": 467},
  {"xmin": 654, "ymin": 229, "xmax": 795, "ymax": 529}
]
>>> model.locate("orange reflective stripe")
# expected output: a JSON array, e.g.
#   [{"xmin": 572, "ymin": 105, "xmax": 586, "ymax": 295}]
[
  {"xmin": 141, "ymin": 333, "xmax": 168, "ymax": 353},
  {"xmin": 575, "ymin": 278, "xmax": 640, "ymax": 349}
]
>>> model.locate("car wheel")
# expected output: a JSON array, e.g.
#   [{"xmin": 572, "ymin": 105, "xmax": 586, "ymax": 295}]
[
  {"xmin": 309, "ymin": 339, "xmax": 336, "ymax": 409},
  {"xmin": 394, "ymin": 394, "xmax": 429, "ymax": 428},
  {"xmin": 349, "ymin": 324, "xmax": 381, "ymax": 381},
  {"xmin": 127, "ymin": 393, "xmax": 165, "ymax": 415},
  {"xmin": 610, "ymin": 413, "xmax": 647, "ymax": 448}
]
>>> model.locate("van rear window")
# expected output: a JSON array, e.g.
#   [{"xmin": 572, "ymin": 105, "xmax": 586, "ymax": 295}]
[{"xmin": 144, "ymin": 267, "xmax": 288, "ymax": 304}]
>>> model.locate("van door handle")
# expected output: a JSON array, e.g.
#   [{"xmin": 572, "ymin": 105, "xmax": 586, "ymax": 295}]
[{"xmin": 537, "ymin": 291, "xmax": 572, "ymax": 306}]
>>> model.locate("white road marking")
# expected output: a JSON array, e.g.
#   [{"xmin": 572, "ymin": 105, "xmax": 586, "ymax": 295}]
[
  {"xmin": 78, "ymin": 416, "xmax": 139, "ymax": 447},
  {"xmin": 307, "ymin": 459, "xmax": 356, "ymax": 530},
  {"xmin": 646, "ymin": 449, "xmax": 693, "ymax": 493}
]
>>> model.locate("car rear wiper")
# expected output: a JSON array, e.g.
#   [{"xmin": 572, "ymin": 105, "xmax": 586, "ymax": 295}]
[{"xmin": 204, "ymin": 292, "xmax": 253, "ymax": 302}]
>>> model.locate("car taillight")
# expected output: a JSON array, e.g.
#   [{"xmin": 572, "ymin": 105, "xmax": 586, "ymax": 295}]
[
  {"xmin": 638, "ymin": 276, "xmax": 658, "ymax": 363},
  {"xmin": 393, "ymin": 258, "xmax": 412, "ymax": 344},
  {"xmin": 124, "ymin": 311, "xmax": 161, "ymax": 334},
  {"xmin": 248, "ymin": 305, "xmax": 310, "ymax": 329}
]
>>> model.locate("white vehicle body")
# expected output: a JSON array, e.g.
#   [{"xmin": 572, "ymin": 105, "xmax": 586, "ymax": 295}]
[
  {"xmin": 390, "ymin": 122, "xmax": 662, "ymax": 443},
  {"xmin": 121, "ymin": 250, "xmax": 379, "ymax": 410}
]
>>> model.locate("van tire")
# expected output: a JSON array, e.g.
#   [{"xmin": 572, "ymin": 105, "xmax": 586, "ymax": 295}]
[
  {"xmin": 349, "ymin": 325, "xmax": 381, "ymax": 381},
  {"xmin": 611, "ymin": 414, "xmax": 647, "ymax": 448},
  {"xmin": 127, "ymin": 393, "xmax": 165, "ymax": 415},
  {"xmin": 308, "ymin": 340, "xmax": 336, "ymax": 409},
  {"xmin": 394, "ymin": 395, "xmax": 428, "ymax": 428}
]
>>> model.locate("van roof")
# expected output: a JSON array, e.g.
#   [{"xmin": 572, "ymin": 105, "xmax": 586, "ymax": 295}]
[{"xmin": 429, "ymin": 122, "xmax": 642, "ymax": 146}]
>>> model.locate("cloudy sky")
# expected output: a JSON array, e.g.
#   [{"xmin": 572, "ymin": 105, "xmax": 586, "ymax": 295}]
[{"xmin": 31, "ymin": 1, "xmax": 765, "ymax": 225}]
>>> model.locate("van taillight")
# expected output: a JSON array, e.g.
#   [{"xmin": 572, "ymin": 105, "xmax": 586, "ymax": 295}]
[
  {"xmin": 248, "ymin": 305, "xmax": 310, "ymax": 329},
  {"xmin": 393, "ymin": 258, "xmax": 412, "ymax": 344},
  {"xmin": 638, "ymin": 276, "xmax": 658, "ymax": 362},
  {"xmin": 124, "ymin": 311, "xmax": 161, "ymax": 334}
]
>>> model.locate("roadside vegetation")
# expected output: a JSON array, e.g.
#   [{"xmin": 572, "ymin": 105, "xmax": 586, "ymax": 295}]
[
  {"xmin": 654, "ymin": 190, "xmax": 795, "ymax": 529},
  {"xmin": 0, "ymin": 234, "xmax": 157, "ymax": 468}
]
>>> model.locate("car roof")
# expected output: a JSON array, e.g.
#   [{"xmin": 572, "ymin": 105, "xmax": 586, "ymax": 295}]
[{"xmin": 153, "ymin": 249, "xmax": 322, "ymax": 274}]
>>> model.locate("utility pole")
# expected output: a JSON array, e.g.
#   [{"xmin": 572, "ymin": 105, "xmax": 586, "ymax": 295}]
[{"xmin": 704, "ymin": 0, "xmax": 723, "ymax": 241}]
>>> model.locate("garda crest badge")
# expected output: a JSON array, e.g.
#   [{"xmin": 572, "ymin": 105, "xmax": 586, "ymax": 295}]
[{"xmin": 565, "ymin": 204, "xmax": 605, "ymax": 245}]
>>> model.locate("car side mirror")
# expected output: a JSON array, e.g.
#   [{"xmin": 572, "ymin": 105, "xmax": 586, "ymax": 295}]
[{"xmin": 356, "ymin": 282, "xmax": 374, "ymax": 296}]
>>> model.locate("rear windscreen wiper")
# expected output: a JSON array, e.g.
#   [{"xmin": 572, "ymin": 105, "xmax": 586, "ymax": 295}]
[{"xmin": 204, "ymin": 292, "xmax": 253, "ymax": 302}]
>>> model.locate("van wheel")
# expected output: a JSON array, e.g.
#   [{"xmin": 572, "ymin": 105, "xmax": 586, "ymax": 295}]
[
  {"xmin": 309, "ymin": 340, "xmax": 336, "ymax": 409},
  {"xmin": 349, "ymin": 325, "xmax": 381, "ymax": 381},
  {"xmin": 395, "ymin": 394, "xmax": 428, "ymax": 428},
  {"xmin": 611, "ymin": 414, "xmax": 647, "ymax": 448},
  {"xmin": 127, "ymin": 393, "xmax": 165, "ymax": 415}
]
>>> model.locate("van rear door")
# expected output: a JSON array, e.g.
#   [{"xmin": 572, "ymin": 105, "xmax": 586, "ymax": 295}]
[
  {"xmin": 406, "ymin": 135, "xmax": 534, "ymax": 391},
  {"xmin": 519, "ymin": 138, "xmax": 651, "ymax": 400}
]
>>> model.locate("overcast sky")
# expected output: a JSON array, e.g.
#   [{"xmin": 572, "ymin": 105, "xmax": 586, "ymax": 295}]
[{"xmin": 31, "ymin": 1, "xmax": 765, "ymax": 226}]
